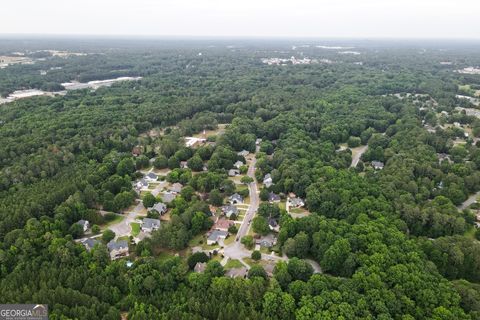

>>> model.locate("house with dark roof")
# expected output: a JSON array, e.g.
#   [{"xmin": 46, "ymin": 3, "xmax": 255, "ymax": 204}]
[
  {"xmin": 107, "ymin": 240, "xmax": 129, "ymax": 260},
  {"xmin": 141, "ymin": 218, "xmax": 161, "ymax": 233},
  {"xmin": 77, "ymin": 219, "xmax": 90, "ymax": 232},
  {"xmin": 229, "ymin": 193, "xmax": 243, "ymax": 204},
  {"xmin": 226, "ymin": 267, "xmax": 248, "ymax": 278},
  {"xmin": 145, "ymin": 172, "xmax": 158, "ymax": 181},
  {"xmin": 135, "ymin": 179, "xmax": 148, "ymax": 190},
  {"xmin": 82, "ymin": 238, "xmax": 100, "ymax": 251},
  {"xmin": 268, "ymin": 218, "xmax": 280, "ymax": 232},
  {"xmin": 149, "ymin": 202, "xmax": 167, "ymax": 215},
  {"xmin": 222, "ymin": 205, "xmax": 238, "ymax": 219},
  {"xmin": 268, "ymin": 192, "xmax": 281, "ymax": 203}
]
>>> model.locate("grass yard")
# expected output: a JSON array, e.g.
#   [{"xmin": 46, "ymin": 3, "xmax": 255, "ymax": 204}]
[
  {"xmin": 225, "ymin": 259, "xmax": 243, "ymax": 269},
  {"xmin": 101, "ymin": 214, "xmax": 125, "ymax": 228},
  {"xmin": 131, "ymin": 223, "xmax": 140, "ymax": 236},
  {"xmin": 224, "ymin": 236, "xmax": 235, "ymax": 246}
]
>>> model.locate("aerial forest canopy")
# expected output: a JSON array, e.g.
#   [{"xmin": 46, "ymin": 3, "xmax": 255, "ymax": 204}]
[{"xmin": 1, "ymin": 38, "xmax": 480, "ymax": 319}]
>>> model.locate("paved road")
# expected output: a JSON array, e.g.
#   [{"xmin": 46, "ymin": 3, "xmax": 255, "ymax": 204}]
[
  {"xmin": 108, "ymin": 200, "xmax": 145, "ymax": 239},
  {"xmin": 350, "ymin": 145, "xmax": 368, "ymax": 168},
  {"xmin": 236, "ymin": 147, "xmax": 260, "ymax": 241},
  {"xmin": 458, "ymin": 191, "xmax": 480, "ymax": 210}
]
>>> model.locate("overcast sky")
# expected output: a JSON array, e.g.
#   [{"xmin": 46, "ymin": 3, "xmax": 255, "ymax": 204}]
[{"xmin": 2, "ymin": 0, "xmax": 479, "ymax": 39}]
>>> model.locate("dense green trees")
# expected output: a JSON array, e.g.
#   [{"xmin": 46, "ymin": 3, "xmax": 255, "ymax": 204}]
[{"xmin": 1, "ymin": 39, "xmax": 480, "ymax": 319}]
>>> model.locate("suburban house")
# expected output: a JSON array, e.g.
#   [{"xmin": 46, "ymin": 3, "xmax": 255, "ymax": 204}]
[
  {"xmin": 226, "ymin": 267, "xmax": 248, "ymax": 278},
  {"xmin": 107, "ymin": 240, "xmax": 129, "ymax": 260},
  {"xmin": 268, "ymin": 218, "xmax": 280, "ymax": 232},
  {"xmin": 255, "ymin": 138, "xmax": 262, "ymax": 145},
  {"xmin": 207, "ymin": 230, "xmax": 228, "ymax": 245},
  {"xmin": 82, "ymin": 238, "xmax": 100, "ymax": 251},
  {"xmin": 135, "ymin": 179, "xmax": 148, "ymax": 190},
  {"xmin": 371, "ymin": 161, "xmax": 385, "ymax": 170},
  {"xmin": 289, "ymin": 197, "xmax": 305, "ymax": 208},
  {"xmin": 228, "ymin": 169, "xmax": 240, "ymax": 177},
  {"xmin": 213, "ymin": 217, "xmax": 234, "ymax": 232},
  {"xmin": 162, "ymin": 192, "xmax": 176, "ymax": 203},
  {"xmin": 256, "ymin": 234, "xmax": 277, "ymax": 248},
  {"xmin": 149, "ymin": 202, "xmax": 167, "ymax": 215},
  {"xmin": 169, "ymin": 183, "xmax": 183, "ymax": 194},
  {"xmin": 263, "ymin": 174, "xmax": 273, "ymax": 188},
  {"xmin": 229, "ymin": 193, "xmax": 244, "ymax": 204},
  {"xmin": 180, "ymin": 161, "xmax": 188, "ymax": 169},
  {"xmin": 268, "ymin": 192, "xmax": 281, "ymax": 203},
  {"xmin": 237, "ymin": 150, "xmax": 249, "ymax": 157},
  {"xmin": 141, "ymin": 218, "xmax": 161, "ymax": 233},
  {"xmin": 145, "ymin": 172, "xmax": 158, "ymax": 181},
  {"xmin": 194, "ymin": 262, "xmax": 207, "ymax": 273},
  {"xmin": 77, "ymin": 219, "xmax": 90, "ymax": 232},
  {"xmin": 222, "ymin": 204, "xmax": 239, "ymax": 219},
  {"xmin": 234, "ymin": 161, "xmax": 244, "ymax": 169}
]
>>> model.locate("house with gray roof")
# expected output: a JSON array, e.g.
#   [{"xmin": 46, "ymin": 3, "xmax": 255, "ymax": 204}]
[
  {"xmin": 229, "ymin": 193, "xmax": 243, "ymax": 204},
  {"xmin": 207, "ymin": 230, "xmax": 228, "ymax": 245},
  {"xmin": 141, "ymin": 218, "xmax": 161, "ymax": 233},
  {"xmin": 149, "ymin": 202, "xmax": 167, "ymax": 215},
  {"xmin": 222, "ymin": 204, "xmax": 239, "ymax": 219},
  {"xmin": 169, "ymin": 183, "xmax": 183, "ymax": 194},
  {"xmin": 194, "ymin": 262, "xmax": 207, "ymax": 273},
  {"xmin": 234, "ymin": 161, "xmax": 244, "ymax": 169},
  {"xmin": 237, "ymin": 150, "xmax": 249, "ymax": 157},
  {"xmin": 77, "ymin": 219, "xmax": 90, "ymax": 232},
  {"xmin": 82, "ymin": 238, "xmax": 100, "ymax": 251},
  {"xmin": 263, "ymin": 174, "xmax": 273, "ymax": 188},
  {"xmin": 289, "ymin": 197, "xmax": 305, "ymax": 208},
  {"xmin": 371, "ymin": 161, "xmax": 385, "ymax": 170},
  {"xmin": 107, "ymin": 240, "xmax": 129, "ymax": 260},
  {"xmin": 228, "ymin": 169, "xmax": 240, "ymax": 177},
  {"xmin": 268, "ymin": 192, "xmax": 281, "ymax": 203},
  {"xmin": 162, "ymin": 192, "xmax": 176, "ymax": 203}
]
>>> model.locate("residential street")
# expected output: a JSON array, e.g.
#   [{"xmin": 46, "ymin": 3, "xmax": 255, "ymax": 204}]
[
  {"xmin": 458, "ymin": 190, "xmax": 480, "ymax": 210},
  {"xmin": 108, "ymin": 200, "xmax": 145, "ymax": 239}
]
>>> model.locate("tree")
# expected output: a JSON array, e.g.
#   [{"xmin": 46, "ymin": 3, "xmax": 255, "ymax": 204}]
[
  {"xmin": 187, "ymin": 252, "xmax": 209, "ymax": 270},
  {"xmin": 241, "ymin": 235, "xmax": 255, "ymax": 249},
  {"xmin": 347, "ymin": 136, "xmax": 361, "ymax": 148},
  {"xmin": 228, "ymin": 224, "xmax": 238, "ymax": 234},
  {"xmin": 114, "ymin": 191, "xmax": 135, "ymax": 212},
  {"xmin": 135, "ymin": 155, "xmax": 150, "ymax": 169},
  {"xmin": 287, "ymin": 258, "xmax": 313, "ymax": 282},
  {"xmin": 180, "ymin": 186, "xmax": 195, "ymax": 201},
  {"xmin": 153, "ymin": 155, "xmax": 168, "ymax": 169},
  {"xmin": 69, "ymin": 223, "xmax": 84, "ymax": 238},
  {"xmin": 91, "ymin": 224, "xmax": 100, "ymax": 234},
  {"xmin": 251, "ymin": 250, "xmax": 261, "ymax": 261},
  {"xmin": 117, "ymin": 158, "xmax": 135, "ymax": 176},
  {"xmin": 248, "ymin": 265, "xmax": 267, "ymax": 279},
  {"xmin": 273, "ymin": 261, "xmax": 292, "ymax": 289},
  {"xmin": 143, "ymin": 192, "xmax": 157, "ymax": 209},
  {"xmin": 205, "ymin": 260, "xmax": 224, "ymax": 277},
  {"xmin": 260, "ymin": 188, "xmax": 269, "ymax": 201},
  {"xmin": 241, "ymin": 176, "xmax": 254, "ymax": 185},
  {"xmin": 209, "ymin": 189, "xmax": 224, "ymax": 206},
  {"xmin": 168, "ymin": 156, "xmax": 180, "ymax": 169},
  {"xmin": 102, "ymin": 229, "xmax": 115, "ymax": 243},
  {"xmin": 252, "ymin": 216, "xmax": 269, "ymax": 235},
  {"xmin": 258, "ymin": 203, "xmax": 280, "ymax": 219},
  {"xmin": 187, "ymin": 155, "xmax": 204, "ymax": 172}
]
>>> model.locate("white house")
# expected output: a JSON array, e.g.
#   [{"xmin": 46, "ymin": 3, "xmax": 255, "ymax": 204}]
[
  {"xmin": 263, "ymin": 174, "xmax": 273, "ymax": 188},
  {"xmin": 77, "ymin": 220, "xmax": 90, "ymax": 232}
]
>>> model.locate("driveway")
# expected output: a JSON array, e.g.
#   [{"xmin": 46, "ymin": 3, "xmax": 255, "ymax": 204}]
[{"xmin": 350, "ymin": 145, "xmax": 368, "ymax": 168}]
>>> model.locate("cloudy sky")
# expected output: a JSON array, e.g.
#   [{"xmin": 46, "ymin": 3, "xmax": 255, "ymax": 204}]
[{"xmin": 2, "ymin": 0, "xmax": 479, "ymax": 39}]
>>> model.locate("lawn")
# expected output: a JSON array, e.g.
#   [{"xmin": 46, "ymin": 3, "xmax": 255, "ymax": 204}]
[
  {"xmin": 224, "ymin": 236, "xmax": 235, "ymax": 246},
  {"xmin": 101, "ymin": 214, "xmax": 125, "ymax": 229},
  {"xmin": 464, "ymin": 226, "xmax": 477, "ymax": 239},
  {"xmin": 225, "ymin": 259, "xmax": 243, "ymax": 269},
  {"xmin": 131, "ymin": 223, "xmax": 140, "ymax": 236},
  {"xmin": 290, "ymin": 207, "xmax": 304, "ymax": 214}
]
